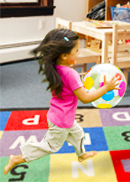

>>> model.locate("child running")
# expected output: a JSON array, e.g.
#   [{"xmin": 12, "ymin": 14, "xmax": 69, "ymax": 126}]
[{"xmin": 4, "ymin": 28, "xmax": 120, "ymax": 175}]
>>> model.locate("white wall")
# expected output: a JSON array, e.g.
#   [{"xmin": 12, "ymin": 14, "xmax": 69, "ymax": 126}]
[
  {"xmin": 54, "ymin": 0, "xmax": 86, "ymax": 21},
  {"xmin": 0, "ymin": 0, "xmax": 86, "ymax": 63},
  {"xmin": 0, "ymin": 16, "xmax": 55, "ymax": 45}
]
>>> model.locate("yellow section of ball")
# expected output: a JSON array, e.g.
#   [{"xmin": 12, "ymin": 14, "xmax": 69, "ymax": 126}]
[
  {"xmin": 84, "ymin": 77, "xmax": 93, "ymax": 90},
  {"xmin": 97, "ymin": 103, "xmax": 112, "ymax": 109}
]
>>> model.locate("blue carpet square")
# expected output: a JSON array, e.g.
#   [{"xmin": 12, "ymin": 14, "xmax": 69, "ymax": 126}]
[
  {"xmin": 0, "ymin": 111, "xmax": 11, "ymax": 131},
  {"xmin": 56, "ymin": 127, "xmax": 108, "ymax": 154}
]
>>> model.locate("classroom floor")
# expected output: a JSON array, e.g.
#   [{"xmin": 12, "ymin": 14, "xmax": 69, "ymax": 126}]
[
  {"xmin": 0, "ymin": 108, "xmax": 130, "ymax": 182},
  {"xmin": 0, "ymin": 60, "xmax": 130, "ymax": 109}
]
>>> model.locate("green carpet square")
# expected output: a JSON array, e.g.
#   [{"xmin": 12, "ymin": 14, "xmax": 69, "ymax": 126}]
[
  {"xmin": 0, "ymin": 155, "xmax": 50, "ymax": 182},
  {"xmin": 103, "ymin": 126, "xmax": 130, "ymax": 150}
]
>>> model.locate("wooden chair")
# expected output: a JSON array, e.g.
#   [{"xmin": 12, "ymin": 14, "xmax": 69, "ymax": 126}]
[
  {"xmin": 56, "ymin": 17, "xmax": 72, "ymax": 29},
  {"xmin": 55, "ymin": 17, "xmax": 101, "ymax": 73},
  {"xmin": 109, "ymin": 24, "xmax": 130, "ymax": 84}
]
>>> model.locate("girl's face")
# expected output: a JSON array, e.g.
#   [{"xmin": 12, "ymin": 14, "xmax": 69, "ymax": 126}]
[
  {"xmin": 56, "ymin": 39, "xmax": 80, "ymax": 67},
  {"xmin": 66, "ymin": 39, "xmax": 79, "ymax": 66}
]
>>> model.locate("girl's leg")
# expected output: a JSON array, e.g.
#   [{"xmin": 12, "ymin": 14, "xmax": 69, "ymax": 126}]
[
  {"xmin": 66, "ymin": 120, "xmax": 97, "ymax": 162},
  {"xmin": 19, "ymin": 120, "xmax": 68, "ymax": 163},
  {"xmin": 4, "ymin": 119, "xmax": 68, "ymax": 175},
  {"xmin": 4, "ymin": 154, "xmax": 26, "ymax": 175}
]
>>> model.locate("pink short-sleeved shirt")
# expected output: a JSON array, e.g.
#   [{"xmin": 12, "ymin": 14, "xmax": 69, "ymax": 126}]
[{"xmin": 47, "ymin": 65, "xmax": 83, "ymax": 128}]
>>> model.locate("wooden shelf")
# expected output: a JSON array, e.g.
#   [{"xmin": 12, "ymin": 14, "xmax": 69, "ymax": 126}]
[
  {"xmin": 106, "ymin": 0, "xmax": 128, "ymax": 20},
  {"xmin": 86, "ymin": 0, "xmax": 128, "ymax": 20}
]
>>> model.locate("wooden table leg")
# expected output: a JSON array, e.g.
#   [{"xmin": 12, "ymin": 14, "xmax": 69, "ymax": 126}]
[{"xmin": 102, "ymin": 34, "xmax": 109, "ymax": 63}]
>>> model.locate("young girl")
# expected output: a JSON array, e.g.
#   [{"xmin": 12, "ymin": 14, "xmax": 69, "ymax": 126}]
[{"xmin": 4, "ymin": 28, "xmax": 119, "ymax": 175}]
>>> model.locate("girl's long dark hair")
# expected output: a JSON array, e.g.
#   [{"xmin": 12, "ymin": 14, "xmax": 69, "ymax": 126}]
[{"xmin": 32, "ymin": 28, "xmax": 79, "ymax": 96}]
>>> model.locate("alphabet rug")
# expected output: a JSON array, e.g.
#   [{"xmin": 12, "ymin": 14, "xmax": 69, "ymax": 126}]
[{"xmin": 0, "ymin": 107, "xmax": 130, "ymax": 182}]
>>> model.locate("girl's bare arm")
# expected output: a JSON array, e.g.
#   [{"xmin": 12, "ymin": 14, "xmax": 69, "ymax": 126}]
[{"xmin": 73, "ymin": 76, "xmax": 120, "ymax": 104}]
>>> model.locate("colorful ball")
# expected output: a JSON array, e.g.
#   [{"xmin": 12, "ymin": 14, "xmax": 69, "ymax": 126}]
[{"xmin": 83, "ymin": 63, "xmax": 127, "ymax": 108}]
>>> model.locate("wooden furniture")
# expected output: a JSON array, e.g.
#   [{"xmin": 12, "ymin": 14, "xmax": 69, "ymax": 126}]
[
  {"xmin": 105, "ymin": 0, "xmax": 128, "ymax": 20},
  {"xmin": 72, "ymin": 21, "xmax": 130, "ymax": 66},
  {"xmin": 86, "ymin": 36, "xmax": 102, "ymax": 53},
  {"xmin": 86, "ymin": 0, "xmax": 128, "ymax": 20},
  {"xmin": 86, "ymin": 0, "xmax": 104, "ymax": 53},
  {"xmin": 56, "ymin": 17, "xmax": 72, "ymax": 29},
  {"xmin": 55, "ymin": 17, "xmax": 101, "ymax": 73},
  {"xmin": 72, "ymin": 21, "xmax": 113, "ymax": 63},
  {"xmin": 56, "ymin": 17, "xmax": 85, "ymax": 39},
  {"xmin": 86, "ymin": 0, "xmax": 128, "ymax": 53},
  {"xmin": 86, "ymin": 0, "xmax": 104, "ymax": 18},
  {"xmin": 109, "ymin": 24, "xmax": 130, "ymax": 84}
]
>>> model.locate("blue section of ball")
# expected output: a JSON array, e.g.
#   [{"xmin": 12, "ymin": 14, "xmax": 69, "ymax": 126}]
[{"xmin": 102, "ymin": 90, "xmax": 114, "ymax": 101}]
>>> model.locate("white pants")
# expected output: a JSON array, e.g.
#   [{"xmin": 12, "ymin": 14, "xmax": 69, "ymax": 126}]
[{"xmin": 20, "ymin": 119, "xmax": 85, "ymax": 162}]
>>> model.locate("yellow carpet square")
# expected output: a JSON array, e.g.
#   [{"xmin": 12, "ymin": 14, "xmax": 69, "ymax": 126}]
[
  {"xmin": 49, "ymin": 152, "xmax": 117, "ymax": 182},
  {"xmin": 0, "ymin": 131, "xmax": 3, "ymax": 139}
]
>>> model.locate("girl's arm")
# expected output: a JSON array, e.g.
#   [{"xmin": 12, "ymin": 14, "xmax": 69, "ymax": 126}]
[{"xmin": 73, "ymin": 75, "xmax": 120, "ymax": 104}]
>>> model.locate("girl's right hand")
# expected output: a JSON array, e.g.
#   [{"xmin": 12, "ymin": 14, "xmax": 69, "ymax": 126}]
[
  {"xmin": 73, "ymin": 75, "xmax": 121, "ymax": 104},
  {"xmin": 103, "ymin": 75, "xmax": 120, "ymax": 91}
]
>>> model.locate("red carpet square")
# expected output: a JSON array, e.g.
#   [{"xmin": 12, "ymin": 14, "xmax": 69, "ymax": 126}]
[
  {"xmin": 110, "ymin": 150, "xmax": 130, "ymax": 182},
  {"xmin": 4, "ymin": 110, "xmax": 48, "ymax": 131}
]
